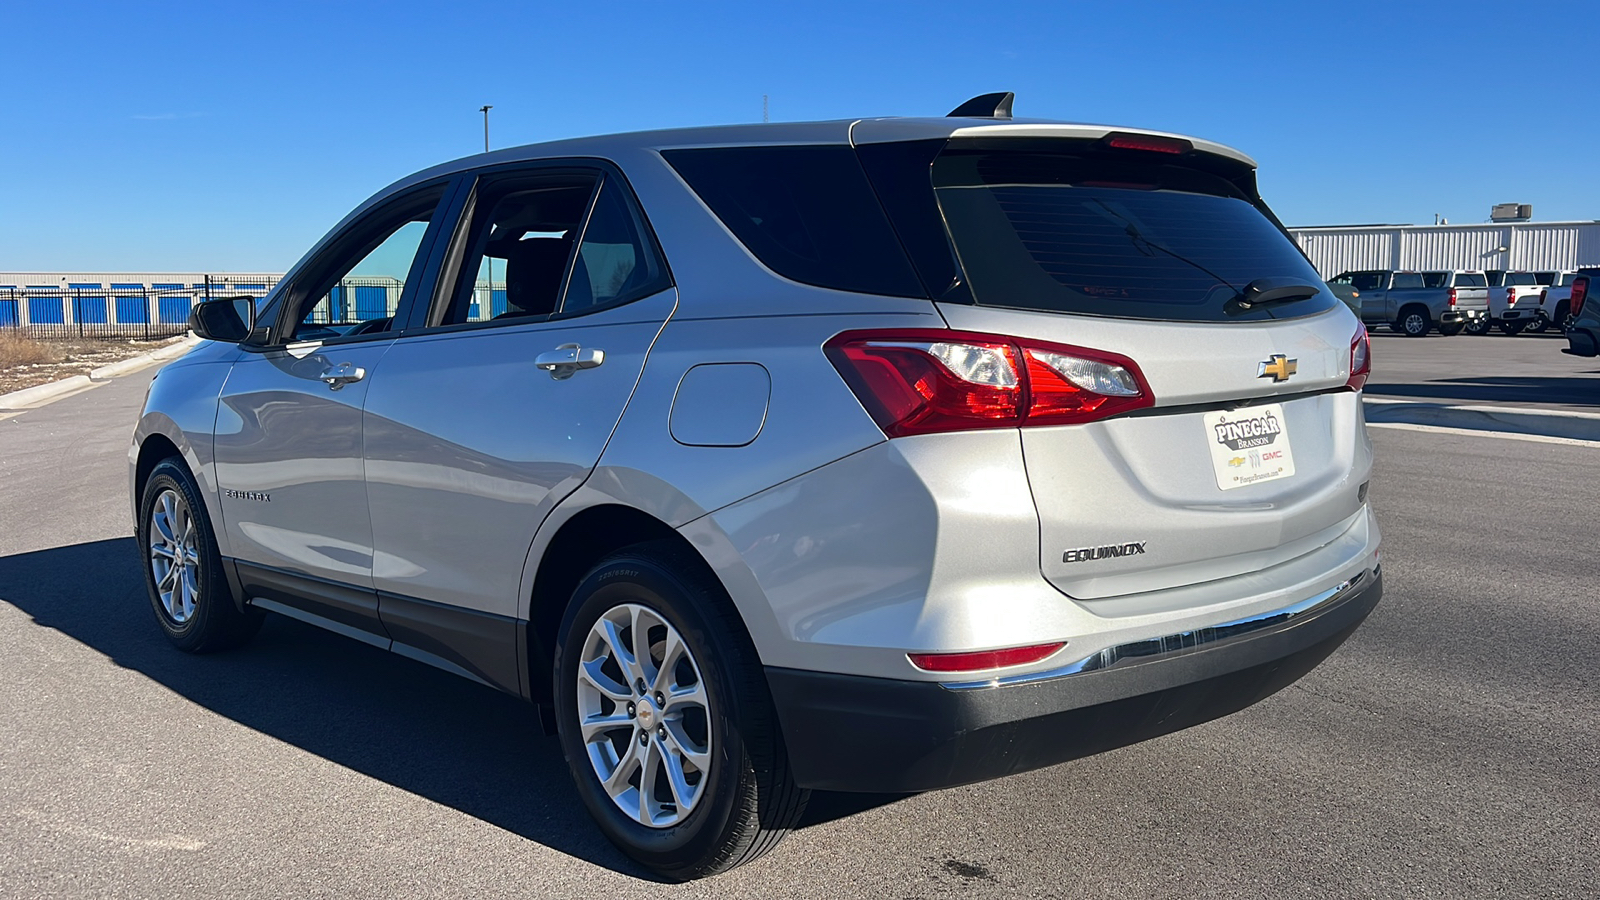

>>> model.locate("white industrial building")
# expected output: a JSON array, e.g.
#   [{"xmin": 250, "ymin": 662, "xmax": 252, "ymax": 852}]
[{"xmin": 1288, "ymin": 221, "xmax": 1600, "ymax": 279}]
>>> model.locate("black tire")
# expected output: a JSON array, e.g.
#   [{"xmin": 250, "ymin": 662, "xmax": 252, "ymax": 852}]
[
  {"xmin": 137, "ymin": 459, "xmax": 263, "ymax": 653},
  {"xmin": 1553, "ymin": 301, "xmax": 1571, "ymax": 333},
  {"xmin": 1525, "ymin": 313, "xmax": 1549, "ymax": 334},
  {"xmin": 1498, "ymin": 320, "xmax": 1526, "ymax": 336},
  {"xmin": 1394, "ymin": 306, "xmax": 1431, "ymax": 337},
  {"xmin": 553, "ymin": 541, "xmax": 808, "ymax": 880},
  {"xmin": 1437, "ymin": 321, "xmax": 1465, "ymax": 336},
  {"xmin": 1464, "ymin": 317, "xmax": 1491, "ymax": 335}
]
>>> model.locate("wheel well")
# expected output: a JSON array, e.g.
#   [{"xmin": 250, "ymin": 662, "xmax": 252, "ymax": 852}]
[
  {"xmin": 1398, "ymin": 303, "xmax": 1430, "ymax": 321},
  {"xmin": 1554, "ymin": 299, "xmax": 1570, "ymax": 319},
  {"xmin": 526, "ymin": 504, "xmax": 704, "ymax": 703},
  {"xmin": 134, "ymin": 433, "xmax": 184, "ymax": 501}
]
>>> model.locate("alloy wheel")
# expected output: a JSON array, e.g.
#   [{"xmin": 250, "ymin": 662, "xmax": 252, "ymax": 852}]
[
  {"xmin": 149, "ymin": 488, "xmax": 201, "ymax": 624},
  {"xmin": 575, "ymin": 602, "xmax": 713, "ymax": 828}
]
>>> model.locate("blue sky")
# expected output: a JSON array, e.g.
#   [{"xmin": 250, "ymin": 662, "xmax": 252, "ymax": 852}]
[{"xmin": 2, "ymin": 0, "xmax": 1595, "ymax": 272}]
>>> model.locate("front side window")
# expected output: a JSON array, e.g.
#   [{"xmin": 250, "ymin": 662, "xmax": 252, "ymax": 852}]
[{"xmin": 284, "ymin": 187, "xmax": 446, "ymax": 343}]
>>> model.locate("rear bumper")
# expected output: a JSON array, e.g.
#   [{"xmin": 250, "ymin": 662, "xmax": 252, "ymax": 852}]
[
  {"xmin": 1441, "ymin": 309, "xmax": 1484, "ymax": 324},
  {"xmin": 767, "ymin": 569, "xmax": 1382, "ymax": 793},
  {"xmin": 1566, "ymin": 328, "xmax": 1597, "ymax": 356}
]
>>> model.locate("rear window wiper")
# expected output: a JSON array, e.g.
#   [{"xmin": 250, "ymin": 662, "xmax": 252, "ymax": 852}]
[{"xmin": 1225, "ymin": 277, "xmax": 1321, "ymax": 315}]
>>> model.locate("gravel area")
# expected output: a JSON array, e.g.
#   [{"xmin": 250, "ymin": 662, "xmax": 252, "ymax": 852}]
[{"xmin": 0, "ymin": 334, "xmax": 181, "ymax": 395}]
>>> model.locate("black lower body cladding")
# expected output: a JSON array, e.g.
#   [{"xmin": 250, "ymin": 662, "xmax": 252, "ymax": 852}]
[{"xmin": 767, "ymin": 571, "xmax": 1383, "ymax": 793}]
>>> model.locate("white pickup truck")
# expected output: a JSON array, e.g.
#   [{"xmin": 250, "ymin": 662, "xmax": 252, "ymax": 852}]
[
  {"xmin": 1487, "ymin": 270, "xmax": 1561, "ymax": 335},
  {"xmin": 1537, "ymin": 271, "xmax": 1582, "ymax": 333}
]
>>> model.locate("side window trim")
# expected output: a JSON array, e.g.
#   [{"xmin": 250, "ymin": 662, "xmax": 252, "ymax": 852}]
[{"xmin": 261, "ymin": 176, "xmax": 467, "ymax": 348}]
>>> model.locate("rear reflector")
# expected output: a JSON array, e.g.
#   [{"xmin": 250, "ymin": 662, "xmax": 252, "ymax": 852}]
[
  {"xmin": 1102, "ymin": 132, "xmax": 1192, "ymax": 155},
  {"xmin": 908, "ymin": 642, "xmax": 1066, "ymax": 673},
  {"xmin": 825, "ymin": 329, "xmax": 1154, "ymax": 437}
]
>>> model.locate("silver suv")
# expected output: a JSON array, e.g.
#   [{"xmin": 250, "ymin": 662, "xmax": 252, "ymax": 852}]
[{"xmin": 132, "ymin": 94, "xmax": 1383, "ymax": 879}]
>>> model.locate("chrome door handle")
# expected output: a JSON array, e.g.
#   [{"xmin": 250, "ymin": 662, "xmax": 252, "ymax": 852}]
[
  {"xmin": 535, "ymin": 343, "xmax": 605, "ymax": 379},
  {"xmin": 320, "ymin": 362, "xmax": 367, "ymax": 390}
]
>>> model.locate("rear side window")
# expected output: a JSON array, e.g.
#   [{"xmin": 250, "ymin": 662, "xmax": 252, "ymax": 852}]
[
  {"xmin": 1391, "ymin": 273, "xmax": 1425, "ymax": 289},
  {"xmin": 663, "ymin": 146, "xmax": 924, "ymax": 298},
  {"xmin": 1454, "ymin": 272, "xmax": 1487, "ymax": 287},
  {"xmin": 926, "ymin": 149, "xmax": 1334, "ymax": 322},
  {"xmin": 1422, "ymin": 272, "xmax": 1449, "ymax": 288},
  {"xmin": 1335, "ymin": 271, "xmax": 1385, "ymax": 291}
]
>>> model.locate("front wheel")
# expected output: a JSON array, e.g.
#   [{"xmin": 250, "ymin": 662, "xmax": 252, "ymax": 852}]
[
  {"xmin": 1437, "ymin": 321, "xmax": 1465, "ymax": 336},
  {"xmin": 138, "ymin": 459, "xmax": 263, "ymax": 652},
  {"xmin": 1499, "ymin": 320, "xmax": 1526, "ymax": 336},
  {"xmin": 553, "ymin": 543, "xmax": 807, "ymax": 880}
]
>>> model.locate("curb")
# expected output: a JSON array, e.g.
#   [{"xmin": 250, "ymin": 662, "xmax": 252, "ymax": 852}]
[
  {"xmin": 0, "ymin": 335, "xmax": 200, "ymax": 411},
  {"xmin": 1363, "ymin": 397, "xmax": 1600, "ymax": 443}
]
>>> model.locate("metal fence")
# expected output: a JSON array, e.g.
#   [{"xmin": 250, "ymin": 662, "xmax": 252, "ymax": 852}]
[{"xmin": 0, "ymin": 277, "xmax": 279, "ymax": 340}]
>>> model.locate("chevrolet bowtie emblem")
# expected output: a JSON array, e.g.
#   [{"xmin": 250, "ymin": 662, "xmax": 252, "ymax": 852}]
[{"xmin": 1257, "ymin": 354, "xmax": 1298, "ymax": 383}]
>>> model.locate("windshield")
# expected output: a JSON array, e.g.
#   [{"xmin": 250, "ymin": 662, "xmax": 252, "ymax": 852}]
[{"xmin": 928, "ymin": 150, "xmax": 1333, "ymax": 322}]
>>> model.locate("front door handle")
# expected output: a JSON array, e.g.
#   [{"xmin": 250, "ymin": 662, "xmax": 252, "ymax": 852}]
[
  {"xmin": 320, "ymin": 362, "xmax": 367, "ymax": 391},
  {"xmin": 535, "ymin": 343, "xmax": 605, "ymax": 380}
]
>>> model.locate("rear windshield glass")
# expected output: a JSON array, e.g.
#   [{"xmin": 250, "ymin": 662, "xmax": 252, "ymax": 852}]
[
  {"xmin": 1561, "ymin": 273, "xmax": 1577, "ymax": 286},
  {"xmin": 1506, "ymin": 272, "xmax": 1540, "ymax": 286},
  {"xmin": 929, "ymin": 150, "xmax": 1334, "ymax": 322},
  {"xmin": 1454, "ymin": 272, "xmax": 1487, "ymax": 287},
  {"xmin": 662, "ymin": 146, "xmax": 924, "ymax": 298}
]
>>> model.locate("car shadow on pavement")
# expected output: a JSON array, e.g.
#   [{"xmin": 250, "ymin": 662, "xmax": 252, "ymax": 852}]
[
  {"xmin": 0, "ymin": 537, "xmax": 909, "ymax": 879},
  {"xmin": 1366, "ymin": 375, "xmax": 1600, "ymax": 407}
]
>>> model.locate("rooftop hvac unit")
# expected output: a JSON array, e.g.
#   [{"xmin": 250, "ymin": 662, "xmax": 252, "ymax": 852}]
[{"xmin": 1490, "ymin": 203, "xmax": 1533, "ymax": 221}]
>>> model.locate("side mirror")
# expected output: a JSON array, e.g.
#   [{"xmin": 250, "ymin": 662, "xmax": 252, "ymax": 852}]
[{"xmin": 189, "ymin": 296, "xmax": 256, "ymax": 343}]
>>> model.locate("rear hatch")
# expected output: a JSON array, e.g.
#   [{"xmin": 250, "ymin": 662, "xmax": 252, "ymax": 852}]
[{"xmin": 855, "ymin": 127, "xmax": 1368, "ymax": 602}]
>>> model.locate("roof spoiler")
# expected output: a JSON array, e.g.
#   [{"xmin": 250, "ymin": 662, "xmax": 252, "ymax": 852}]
[{"xmin": 947, "ymin": 92, "xmax": 1014, "ymax": 119}]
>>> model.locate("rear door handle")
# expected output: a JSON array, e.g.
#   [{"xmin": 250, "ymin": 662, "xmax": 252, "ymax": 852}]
[
  {"xmin": 320, "ymin": 362, "xmax": 367, "ymax": 390},
  {"xmin": 535, "ymin": 343, "xmax": 605, "ymax": 379}
]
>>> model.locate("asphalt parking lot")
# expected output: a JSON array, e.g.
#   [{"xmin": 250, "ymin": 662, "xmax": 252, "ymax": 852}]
[{"xmin": 1, "ymin": 344, "xmax": 1596, "ymax": 899}]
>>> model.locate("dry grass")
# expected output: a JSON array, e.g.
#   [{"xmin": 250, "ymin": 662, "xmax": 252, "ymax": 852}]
[{"xmin": 0, "ymin": 331, "xmax": 57, "ymax": 367}]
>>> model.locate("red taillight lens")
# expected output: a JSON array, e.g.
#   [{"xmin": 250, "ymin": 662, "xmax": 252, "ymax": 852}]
[
  {"xmin": 825, "ymin": 329, "xmax": 1154, "ymax": 437},
  {"xmin": 1347, "ymin": 324, "xmax": 1371, "ymax": 391},
  {"xmin": 1102, "ymin": 132, "xmax": 1192, "ymax": 154},
  {"xmin": 1507, "ymin": 287, "xmax": 1518, "ymax": 306},
  {"xmin": 1447, "ymin": 287, "xmax": 1457, "ymax": 307},
  {"xmin": 1573, "ymin": 277, "xmax": 1589, "ymax": 317},
  {"xmin": 908, "ymin": 642, "xmax": 1066, "ymax": 673}
]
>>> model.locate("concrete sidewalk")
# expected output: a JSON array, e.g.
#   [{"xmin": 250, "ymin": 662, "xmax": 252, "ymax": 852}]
[{"xmin": 1363, "ymin": 396, "xmax": 1600, "ymax": 443}]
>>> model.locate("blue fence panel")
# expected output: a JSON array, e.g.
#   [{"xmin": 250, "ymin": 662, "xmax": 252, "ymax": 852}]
[
  {"xmin": 490, "ymin": 289, "xmax": 507, "ymax": 317},
  {"xmin": 30, "ymin": 296, "xmax": 65, "ymax": 324},
  {"xmin": 158, "ymin": 296, "xmax": 191, "ymax": 324},
  {"xmin": 0, "ymin": 299, "xmax": 16, "ymax": 327},
  {"xmin": 354, "ymin": 286, "xmax": 388, "ymax": 320},
  {"xmin": 328, "ymin": 286, "xmax": 347, "ymax": 321},
  {"xmin": 76, "ymin": 296, "xmax": 109, "ymax": 324},
  {"xmin": 116, "ymin": 296, "xmax": 149, "ymax": 323}
]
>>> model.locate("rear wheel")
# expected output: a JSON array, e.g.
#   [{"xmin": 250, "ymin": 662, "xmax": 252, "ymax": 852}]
[
  {"xmin": 1395, "ymin": 306, "xmax": 1431, "ymax": 337},
  {"xmin": 1499, "ymin": 320, "xmax": 1526, "ymax": 336},
  {"xmin": 138, "ymin": 459, "xmax": 263, "ymax": 653},
  {"xmin": 553, "ymin": 542, "xmax": 807, "ymax": 880},
  {"xmin": 1525, "ymin": 313, "xmax": 1550, "ymax": 334},
  {"xmin": 1464, "ymin": 317, "xmax": 1491, "ymax": 335},
  {"xmin": 1553, "ymin": 301, "xmax": 1572, "ymax": 333},
  {"xmin": 1437, "ymin": 321, "xmax": 1465, "ymax": 337}
]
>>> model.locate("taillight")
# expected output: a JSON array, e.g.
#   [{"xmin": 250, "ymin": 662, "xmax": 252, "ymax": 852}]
[
  {"xmin": 1507, "ymin": 287, "xmax": 1518, "ymax": 306},
  {"xmin": 1102, "ymin": 132, "xmax": 1191, "ymax": 154},
  {"xmin": 1347, "ymin": 324, "xmax": 1371, "ymax": 391},
  {"xmin": 908, "ymin": 642, "xmax": 1066, "ymax": 673},
  {"xmin": 825, "ymin": 329, "xmax": 1154, "ymax": 437},
  {"xmin": 1574, "ymin": 277, "xmax": 1590, "ymax": 317},
  {"xmin": 1447, "ymin": 287, "xmax": 1457, "ymax": 307}
]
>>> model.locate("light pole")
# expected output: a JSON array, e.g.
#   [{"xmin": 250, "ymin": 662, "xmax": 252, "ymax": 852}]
[{"xmin": 480, "ymin": 104, "xmax": 493, "ymax": 153}]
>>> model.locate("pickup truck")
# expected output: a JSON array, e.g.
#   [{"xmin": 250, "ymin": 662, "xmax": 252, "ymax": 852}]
[
  {"xmin": 1488, "ymin": 270, "xmax": 1561, "ymax": 335},
  {"xmin": 1329, "ymin": 269, "xmax": 1489, "ymax": 337},
  {"xmin": 1563, "ymin": 269, "xmax": 1599, "ymax": 355},
  {"xmin": 1537, "ymin": 271, "xmax": 1582, "ymax": 333}
]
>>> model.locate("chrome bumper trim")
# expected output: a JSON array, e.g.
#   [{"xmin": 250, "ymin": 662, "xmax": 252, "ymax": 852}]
[{"xmin": 939, "ymin": 568, "xmax": 1373, "ymax": 692}]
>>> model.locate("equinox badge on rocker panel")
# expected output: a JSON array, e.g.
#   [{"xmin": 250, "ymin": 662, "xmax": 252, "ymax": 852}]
[{"xmin": 1204, "ymin": 403, "xmax": 1297, "ymax": 491}]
